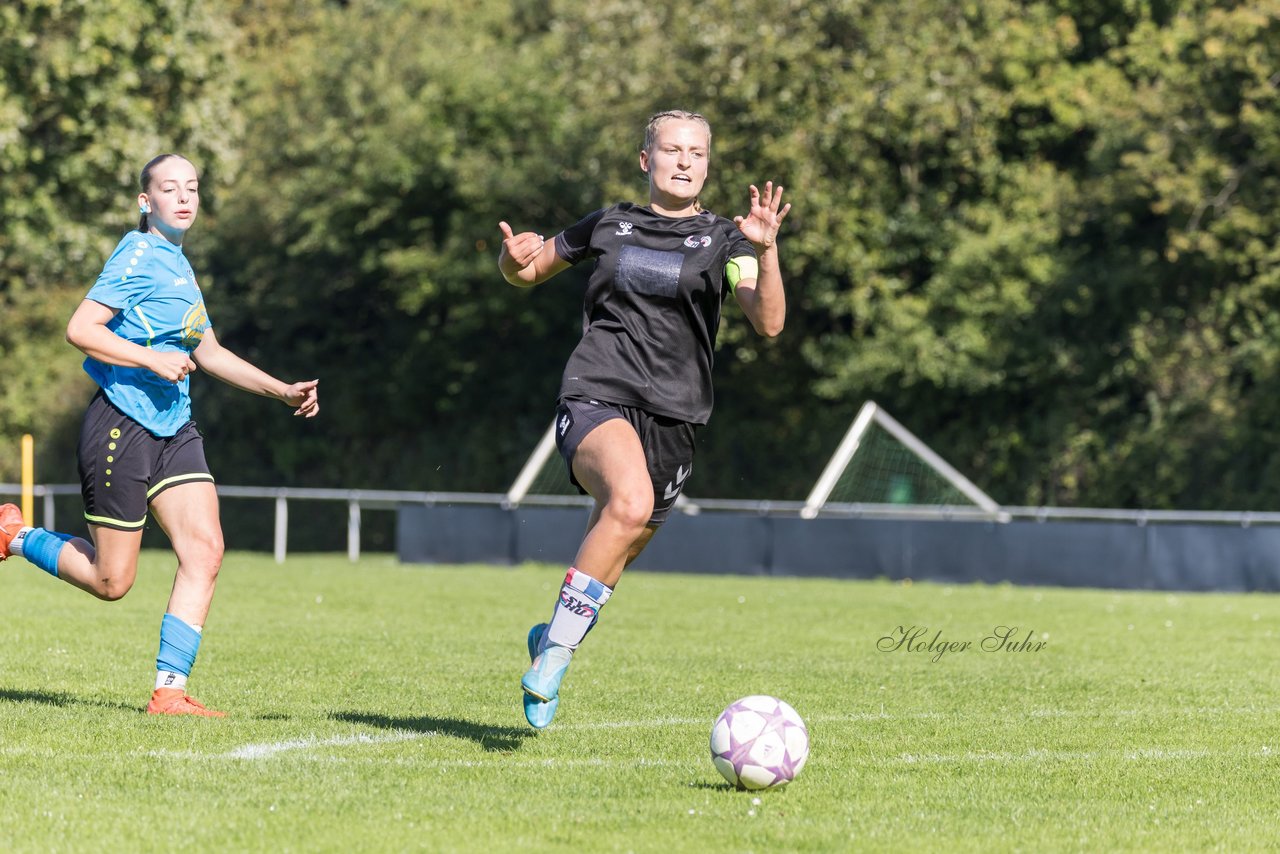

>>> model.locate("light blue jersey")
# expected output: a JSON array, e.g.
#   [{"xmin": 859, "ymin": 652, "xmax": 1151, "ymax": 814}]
[{"xmin": 82, "ymin": 231, "xmax": 211, "ymax": 437}]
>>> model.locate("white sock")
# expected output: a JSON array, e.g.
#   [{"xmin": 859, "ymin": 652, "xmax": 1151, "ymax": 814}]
[
  {"xmin": 155, "ymin": 671, "xmax": 188, "ymax": 691},
  {"xmin": 10, "ymin": 526, "xmax": 32, "ymax": 557},
  {"xmin": 545, "ymin": 568, "xmax": 612, "ymax": 650},
  {"xmin": 154, "ymin": 624, "xmax": 200, "ymax": 691}
]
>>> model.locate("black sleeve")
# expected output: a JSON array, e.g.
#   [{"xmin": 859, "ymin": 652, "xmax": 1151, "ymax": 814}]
[
  {"xmin": 724, "ymin": 220, "xmax": 757, "ymax": 264},
  {"xmin": 554, "ymin": 208, "xmax": 606, "ymax": 266}
]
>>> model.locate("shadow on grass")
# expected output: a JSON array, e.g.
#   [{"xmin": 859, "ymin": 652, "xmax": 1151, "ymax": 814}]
[
  {"xmin": 331, "ymin": 711, "xmax": 534, "ymax": 752},
  {"xmin": 0, "ymin": 688, "xmax": 139, "ymax": 713}
]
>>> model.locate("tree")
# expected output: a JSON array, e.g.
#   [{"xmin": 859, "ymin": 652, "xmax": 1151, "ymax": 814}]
[{"xmin": 0, "ymin": 0, "xmax": 240, "ymax": 484}]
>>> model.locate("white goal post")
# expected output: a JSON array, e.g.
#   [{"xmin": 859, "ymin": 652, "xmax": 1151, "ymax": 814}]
[
  {"xmin": 801, "ymin": 401, "xmax": 1004, "ymax": 520},
  {"xmin": 506, "ymin": 420, "xmax": 561, "ymax": 505}
]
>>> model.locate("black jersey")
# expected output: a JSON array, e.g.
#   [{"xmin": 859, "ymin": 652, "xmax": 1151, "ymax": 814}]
[{"xmin": 553, "ymin": 203, "xmax": 756, "ymax": 425}]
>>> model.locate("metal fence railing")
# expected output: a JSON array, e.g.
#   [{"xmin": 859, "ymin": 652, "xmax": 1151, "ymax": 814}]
[
  {"xmin": 7, "ymin": 483, "xmax": 1280, "ymax": 565},
  {"xmin": 0, "ymin": 483, "xmax": 510, "ymax": 564}
]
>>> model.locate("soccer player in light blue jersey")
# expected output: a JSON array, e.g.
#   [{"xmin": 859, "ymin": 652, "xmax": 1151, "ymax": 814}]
[{"xmin": 0, "ymin": 154, "xmax": 320, "ymax": 716}]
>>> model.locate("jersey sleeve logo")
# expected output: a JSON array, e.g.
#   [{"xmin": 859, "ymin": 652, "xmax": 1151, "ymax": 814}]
[
  {"xmin": 615, "ymin": 221, "xmax": 634, "ymax": 236},
  {"xmin": 683, "ymin": 235, "xmax": 712, "ymax": 248}
]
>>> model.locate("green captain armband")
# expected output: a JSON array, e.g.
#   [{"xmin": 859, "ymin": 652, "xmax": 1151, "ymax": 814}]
[{"xmin": 725, "ymin": 255, "xmax": 759, "ymax": 289}]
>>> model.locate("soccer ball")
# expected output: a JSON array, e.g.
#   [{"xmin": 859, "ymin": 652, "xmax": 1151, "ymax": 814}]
[{"xmin": 709, "ymin": 695, "xmax": 809, "ymax": 790}]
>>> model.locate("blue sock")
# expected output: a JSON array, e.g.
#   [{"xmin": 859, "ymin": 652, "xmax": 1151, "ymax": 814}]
[
  {"xmin": 156, "ymin": 613, "xmax": 202, "ymax": 680},
  {"xmin": 16, "ymin": 528, "xmax": 73, "ymax": 577}
]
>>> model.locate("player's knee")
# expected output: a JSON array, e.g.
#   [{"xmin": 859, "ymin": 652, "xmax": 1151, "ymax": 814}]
[
  {"xmin": 194, "ymin": 531, "xmax": 225, "ymax": 575},
  {"xmin": 605, "ymin": 492, "xmax": 654, "ymax": 532},
  {"xmin": 95, "ymin": 574, "xmax": 136, "ymax": 601},
  {"xmin": 176, "ymin": 529, "xmax": 224, "ymax": 579}
]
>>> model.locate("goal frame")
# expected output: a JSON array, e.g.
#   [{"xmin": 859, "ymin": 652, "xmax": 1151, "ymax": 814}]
[{"xmin": 801, "ymin": 401, "xmax": 1003, "ymax": 520}]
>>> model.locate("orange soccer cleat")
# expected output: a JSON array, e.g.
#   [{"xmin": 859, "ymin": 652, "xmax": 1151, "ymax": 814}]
[
  {"xmin": 0, "ymin": 503, "xmax": 23, "ymax": 561},
  {"xmin": 146, "ymin": 687, "xmax": 226, "ymax": 717}
]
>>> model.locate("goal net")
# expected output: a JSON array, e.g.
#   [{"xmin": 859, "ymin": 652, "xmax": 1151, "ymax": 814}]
[{"xmin": 802, "ymin": 401, "xmax": 1003, "ymax": 519}]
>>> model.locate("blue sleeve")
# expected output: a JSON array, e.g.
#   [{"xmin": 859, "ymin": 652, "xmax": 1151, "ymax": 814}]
[
  {"xmin": 553, "ymin": 209, "xmax": 606, "ymax": 266},
  {"xmin": 84, "ymin": 236, "xmax": 157, "ymax": 312}
]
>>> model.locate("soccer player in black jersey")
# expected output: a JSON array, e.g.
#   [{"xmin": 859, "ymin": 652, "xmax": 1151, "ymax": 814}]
[{"xmin": 497, "ymin": 110, "xmax": 791, "ymax": 729}]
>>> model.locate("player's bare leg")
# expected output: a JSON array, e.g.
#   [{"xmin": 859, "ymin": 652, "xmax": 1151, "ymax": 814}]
[
  {"xmin": 145, "ymin": 482, "xmax": 225, "ymax": 717},
  {"xmin": 522, "ymin": 420, "xmax": 654, "ymax": 727},
  {"xmin": 568, "ymin": 419, "xmax": 654, "ymax": 587}
]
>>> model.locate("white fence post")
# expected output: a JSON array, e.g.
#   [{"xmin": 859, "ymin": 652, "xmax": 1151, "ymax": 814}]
[
  {"xmin": 347, "ymin": 499, "xmax": 361, "ymax": 562},
  {"xmin": 274, "ymin": 494, "xmax": 288, "ymax": 564}
]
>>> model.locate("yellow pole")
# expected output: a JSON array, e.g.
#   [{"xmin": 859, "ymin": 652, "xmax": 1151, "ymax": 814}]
[{"xmin": 21, "ymin": 434, "xmax": 34, "ymax": 525}]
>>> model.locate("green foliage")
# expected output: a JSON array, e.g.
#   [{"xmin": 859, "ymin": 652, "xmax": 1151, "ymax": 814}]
[
  {"xmin": 6, "ymin": 0, "xmax": 1280, "ymax": 510},
  {"xmin": 0, "ymin": 0, "xmax": 240, "ymax": 480},
  {"xmin": 199, "ymin": 0, "xmax": 592, "ymax": 492}
]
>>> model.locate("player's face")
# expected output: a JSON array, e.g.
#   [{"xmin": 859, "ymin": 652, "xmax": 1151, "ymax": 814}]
[
  {"xmin": 139, "ymin": 157, "xmax": 200, "ymax": 239},
  {"xmin": 641, "ymin": 119, "xmax": 710, "ymax": 213}
]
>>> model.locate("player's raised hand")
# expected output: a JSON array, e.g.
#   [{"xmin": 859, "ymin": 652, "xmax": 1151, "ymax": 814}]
[
  {"xmin": 733, "ymin": 182, "xmax": 792, "ymax": 251},
  {"xmin": 152, "ymin": 351, "xmax": 198, "ymax": 383},
  {"xmin": 282, "ymin": 379, "xmax": 320, "ymax": 418},
  {"xmin": 498, "ymin": 221, "xmax": 547, "ymax": 277}
]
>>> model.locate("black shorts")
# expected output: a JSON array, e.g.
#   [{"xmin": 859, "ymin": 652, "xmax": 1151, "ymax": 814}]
[
  {"xmin": 554, "ymin": 397, "xmax": 696, "ymax": 526},
  {"xmin": 77, "ymin": 391, "xmax": 215, "ymax": 531}
]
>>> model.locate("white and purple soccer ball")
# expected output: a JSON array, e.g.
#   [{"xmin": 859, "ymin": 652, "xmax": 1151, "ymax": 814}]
[{"xmin": 709, "ymin": 695, "xmax": 809, "ymax": 790}]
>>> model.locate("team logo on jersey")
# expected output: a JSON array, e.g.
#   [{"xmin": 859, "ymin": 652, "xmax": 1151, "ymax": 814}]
[
  {"xmin": 615, "ymin": 221, "xmax": 634, "ymax": 236},
  {"xmin": 180, "ymin": 301, "xmax": 209, "ymax": 348},
  {"xmin": 683, "ymin": 235, "xmax": 713, "ymax": 248}
]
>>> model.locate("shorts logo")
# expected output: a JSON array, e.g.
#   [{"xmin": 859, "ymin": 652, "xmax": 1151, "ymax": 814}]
[
  {"xmin": 615, "ymin": 221, "xmax": 634, "ymax": 236},
  {"xmin": 683, "ymin": 235, "xmax": 712, "ymax": 248},
  {"xmin": 558, "ymin": 591, "xmax": 598, "ymax": 619},
  {"xmin": 663, "ymin": 464, "xmax": 692, "ymax": 500},
  {"xmin": 558, "ymin": 413, "xmax": 571, "ymax": 436}
]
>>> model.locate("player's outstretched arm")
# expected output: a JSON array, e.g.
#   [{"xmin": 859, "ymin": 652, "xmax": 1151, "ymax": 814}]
[
  {"xmin": 67, "ymin": 299, "xmax": 197, "ymax": 382},
  {"xmin": 497, "ymin": 221, "xmax": 570, "ymax": 287},
  {"xmin": 192, "ymin": 329, "xmax": 319, "ymax": 417},
  {"xmin": 732, "ymin": 181, "xmax": 791, "ymax": 338}
]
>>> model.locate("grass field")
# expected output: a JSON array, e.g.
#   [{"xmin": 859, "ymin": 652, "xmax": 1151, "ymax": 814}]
[{"xmin": 1, "ymin": 551, "xmax": 1278, "ymax": 852}]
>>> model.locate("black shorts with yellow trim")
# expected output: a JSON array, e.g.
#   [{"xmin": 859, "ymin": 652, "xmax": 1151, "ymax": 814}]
[{"xmin": 77, "ymin": 391, "xmax": 215, "ymax": 532}]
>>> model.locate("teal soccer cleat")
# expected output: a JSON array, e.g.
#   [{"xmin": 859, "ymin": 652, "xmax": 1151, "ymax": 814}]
[
  {"xmin": 523, "ymin": 623, "xmax": 557, "ymax": 729},
  {"xmin": 526, "ymin": 622, "xmax": 548, "ymax": 663},
  {"xmin": 522, "ymin": 624, "xmax": 572, "ymax": 729}
]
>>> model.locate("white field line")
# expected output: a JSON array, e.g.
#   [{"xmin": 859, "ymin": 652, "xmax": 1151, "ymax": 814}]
[
  {"xmin": 225, "ymin": 731, "xmax": 424, "ymax": 759},
  {"xmin": 140, "ymin": 738, "xmax": 1272, "ymax": 767},
  {"xmin": 893, "ymin": 747, "xmax": 1238, "ymax": 764},
  {"xmin": 140, "ymin": 706, "xmax": 1278, "ymax": 764},
  {"xmin": 2, "ymin": 708, "xmax": 1275, "ymax": 764}
]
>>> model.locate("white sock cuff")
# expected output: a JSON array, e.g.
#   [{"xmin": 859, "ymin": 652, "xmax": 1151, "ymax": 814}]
[
  {"xmin": 565, "ymin": 567, "xmax": 612, "ymax": 604},
  {"xmin": 10, "ymin": 526, "xmax": 32, "ymax": 556}
]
